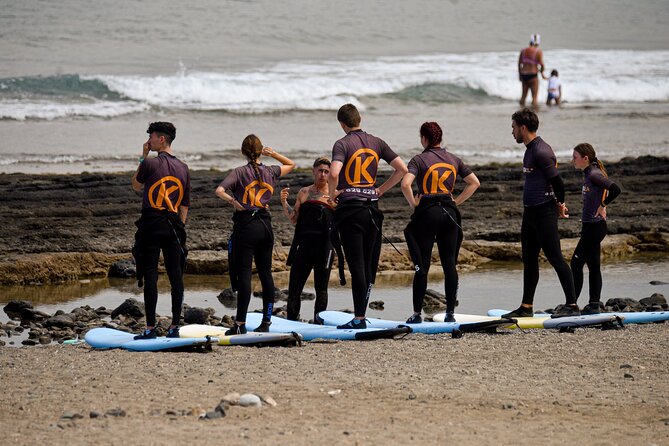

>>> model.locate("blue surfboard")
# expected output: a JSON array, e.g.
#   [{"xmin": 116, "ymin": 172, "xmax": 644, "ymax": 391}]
[
  {"xmin": 244, "ymin": 313, "xmax": 410, "ymax": 341},
  {"xmin": 488, "ymin": 308, "xmax": 668, "ymax": 325},
  {"xmin": 317, "ymin": 311, "xmax": 513, "ymax": 334},
  {"xmin": 85, "ymin": 327, "xmax": 216, "ymax": 352}
]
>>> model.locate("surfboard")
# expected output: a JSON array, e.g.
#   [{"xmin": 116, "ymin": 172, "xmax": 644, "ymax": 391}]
[
  {"xmin": 434, "ymin": 312, "xmax": 548, "ymax": 329},
  {"xmin": 243, "ymin": 313, "xmax": 411, "ymax": 341},
  {"xmin": 317, "ymin": 311, "xmax": 513, "ymax": 334},
  {"xmin": 179, "ymin": 324, "xmax": 302, "ymax": 346},
  {"xmin": 474, "ymin": 309, "xmax": 621, "ymax": 329},
  {"xmin": 84, "ymin": 327, "xmax": 216, "ymax": 352},
  {"xmin": 487, "ymin": 308, "xmax": 667, "ymax": 325}
]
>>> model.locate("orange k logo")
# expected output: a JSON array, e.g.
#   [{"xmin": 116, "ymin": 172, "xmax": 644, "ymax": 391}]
[
  {"xmin": 422, "ymin": 163, "xmax": 457, "ymax": 194},
  {"xmin": 148, "ymin": 176, "xmax": 184, "ymax": 212},
  {"xmin": 344, "ymin": 148, "xmax": 379, "ymax": 187},
  {"xmin": 243, "ymin": 180, "xmax": 274, "ymax": 208}
]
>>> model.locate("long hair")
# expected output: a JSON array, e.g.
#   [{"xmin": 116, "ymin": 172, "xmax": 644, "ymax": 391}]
[
  {"xmin": 241, "ymin": 134, "xmax": 263, "ymax": 180},
  {"xmin": 573, "ymin": 143, "xmax": 607, "ymax": 177}
]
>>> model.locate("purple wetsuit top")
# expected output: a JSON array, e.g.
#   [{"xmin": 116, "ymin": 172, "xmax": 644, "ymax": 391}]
[
  {"xmin": 137, "ymin": 152, "xmax": 191, "ymax": 213},
  {"xmin": 407, "ymin": 148, "xmax": 472, "ymax": 198},
  {"xmin": 522, "ymin": 136, "xmax": 559, "ymax": 207},
  {"xmin": 331, "ymin": 129, "xmax": 399, "ymax": 203},
  {"xmin": 219, "ymin": 163, "xmax": 281, "ymax": 210},
  {"xmin": 581, "ymin": 165, "xmax": 614, "ymax": 223}
]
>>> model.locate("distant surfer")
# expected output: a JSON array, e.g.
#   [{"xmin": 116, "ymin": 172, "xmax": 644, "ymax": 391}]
[
  {"xmin": 546, "ymin": 69, "xmax": 562, "ymax": 106},
  {"xmin": 328, "ymin": 104, "xmax": 408, "ymax": 329},
  {"xmin": 131, "ymin": 122, "xmax": 190, "ymax": 340},
  {"xmin": 570, "ymin": 143, "xmax": 621, "ymax": 314},
  {"xmin": 401, "ymin": 122, "xmax": 480, "ymax": 323},
  {"xmin": 215, "ymin": 135, "xmax": 295, "ymax": 334},
  {"xmin": 503, "ymin": 108, "xmax": 579, "ymax": 319},
  {"xmin": 518, "ymin": 34, "xmax": 546, "ymax": 108},
  {"xmin": 280, "ymin": 157, "xmax": 334, "ymax": 323}
]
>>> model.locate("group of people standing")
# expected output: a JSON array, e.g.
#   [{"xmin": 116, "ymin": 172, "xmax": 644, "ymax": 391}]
[{"xmin": 130, "ymin": 105, "xmax": 619, "ymax": 339}]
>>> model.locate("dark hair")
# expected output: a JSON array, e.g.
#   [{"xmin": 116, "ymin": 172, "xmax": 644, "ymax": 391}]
[
  {"xmin": 337, "ymin": 103, "xmax": 361, "ymax": 128},
  {"xmin": 511, "ymin": 108, "xmax": 539, "ymax": 132},
  {"xmin": 551, "ymin": 69, "xmax": 559, "ymax": 76},
  {"xmin": 241, "ymin": 134, "xmax": 263, "ymax": 180},
  {"xmin": 573, "ymin": 143, "xmax": 607, "ymax": 176},
  {"xmin": 420, "ymin": 122, "xmax": 443, "ymax": 147},
  {"xmin": 313, "ymin": 157, "xmax": 331, "ymax": 168},
  {"xmin": 147, "ymin": 122, "xmax": 176, "ymax": 144}
]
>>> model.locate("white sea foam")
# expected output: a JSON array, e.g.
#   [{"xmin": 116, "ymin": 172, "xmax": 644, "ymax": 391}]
[
  {"xmin": 0, "ymin": 99, "xmax": 148, "ymax": 120},
  {"xmin": 91, "ymin": 50, "xmax": 669, "ymax": 112}
]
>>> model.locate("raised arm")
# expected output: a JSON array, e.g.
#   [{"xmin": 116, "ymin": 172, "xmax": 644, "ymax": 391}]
[{"xmin": 262, "ymin": 147, "xmax": 295, "ymax": 176}]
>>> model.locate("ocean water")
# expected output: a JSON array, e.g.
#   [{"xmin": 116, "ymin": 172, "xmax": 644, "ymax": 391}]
[{"xmin": 1, "ymin": 0, "xmax": 669, "ymax": 173}]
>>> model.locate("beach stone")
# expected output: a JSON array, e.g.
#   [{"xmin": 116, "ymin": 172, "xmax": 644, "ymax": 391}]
[
  {"xmin": 38, "ymin": 336, "xmax": 51, "ymax": 345},
  {"xmin": 0, "ymin": 340, "xmax": 4, "ymax": 346},
  {"xmin": 204, "ymin": 410, "xmax": 224, "ymax": 419},
  {"xmin": 369, "ymin": 300, "xmax": 384, "ymax": 310},
  {"xmin": 89, "ymin": 410, "xmax": 103, "ymax": 418},
  {"xmin": 605, "ymin": 298, "xmax": 643, "ymax": 312},
  {"xmin": 46, "ymin": 314, "xmax": 76, "ymax": 329},
  {"xmin": 239, "ymin": 393, "xmax": 262, "ymax": 407},
  {"xmin": 640, "ymin": 293, "xmax": 666, "ymax": 308},
  {"xmin": 21, "ymin": 339, "xmax": 37, "ymax": 346},
  {"xmin": 217, "ymin": 288, "xmax": 237, "ymax": 307},
  {"xmin": 95, "ymin": 307, "xmax": 112, "ymax": 316},
  {"xmin": 3, "ymin": 300, "xmax": 33, "ymax": 319},
  {"xmin": 108, "ymin": 259, "xmax": 136, "ymax": 278},
  {"xmin": 111, "ymin": 298, "xmax": 145, "ymax": 319},
  {"xmin": 61, "ymin": 411, "xmax": 83, "ymax": 420},
  {"xmin": 20, "ymin": 308, "xmax": 50, "ymax": 322},
  {"xmin": 105, "ymin": 408, "xmax": 126, "ymax": 417},
  {"xmin": 650, "ymin": 281, "xmax": 668, "ymax": 285},
  {"xmin": 221, "ymin": 392, "xmax": 241, "ymax": 405},
  {"xmin": 184, "ymin": 307, "xmax": 210, "ymax": 325},
  {"xmin": 71, "ymin": 306, "xmax": 100, "ymax": 323},
  {"xmin": 259, "ymin": 395, "xmax": 277, "ymax": 407}
]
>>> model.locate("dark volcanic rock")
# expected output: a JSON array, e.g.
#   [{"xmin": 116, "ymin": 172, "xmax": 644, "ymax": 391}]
[
  {"xmin": 46, "ymin": 314, "xmax": 76, "ymax": 328},
  {"xmin": 3, "ymin": 300, "xmax": 33, "ymax": 319},
  {"xmin": 111, "ymin": 298, "xmax": 145, "ymax": 319},
  {"xmin": 640, "ymin": 293, "xmax": 667, "ymax": 309},
  {"xmin": 184, "ymin": 307, "xmax": 210, "ymax": 325},
  {"xmin": 108, "ymin": 259, "xmax": 136, "ymax": 278},
  {"xmin": 605, "ymin": 297, "xmax": 644, "ymax": 312}
]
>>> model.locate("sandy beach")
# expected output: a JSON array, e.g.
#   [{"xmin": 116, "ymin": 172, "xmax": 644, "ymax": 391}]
[{"xmin": 1, "ymin": 324, "xmax": 668, "ymax": 445}]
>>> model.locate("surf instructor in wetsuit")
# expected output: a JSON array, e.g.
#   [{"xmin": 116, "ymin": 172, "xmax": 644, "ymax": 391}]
[
  {"xmin": 503, "ymin": 108, "xmax": 579, "ymax": 319},
  {"xmin": 281, "ymin": 157, "xmax": 334, "ymax": 322},
  {"xmin": 131, "ymin": 122, "xmax": 190, "ymax": 340},
  {"xmin": 518, "ymin": 34, "xmax": 546, "ymax": 107},
  {"xmin": 328, "ymin": 104, "xmax": 408, "ymax": 329}
]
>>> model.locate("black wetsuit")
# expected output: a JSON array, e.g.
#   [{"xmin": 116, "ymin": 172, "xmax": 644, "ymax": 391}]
[
  {"xmin": 331, "ymin": 129, "xmax": 398, "ymax": 318},
  {"xmin": 571, "ymin": 164, "xmax": 620, "ymax": 303},
  {"xmin": 521, "ymin": 137, "xmax": 576, "ymax": 306},
  {"xmin": 404, "ymin": 147, "xmax": 470, "ymax": 314},
  {"xmin": 286, "ymin": 201, "xmax": 334, "ymax": 321},
  {"xmin": 133, "ymin": 152, "xmax": 190, "ymax": 328},
  {"xmin": 219, "ymin": 163, "xmax": 281, "ymax": 323}
]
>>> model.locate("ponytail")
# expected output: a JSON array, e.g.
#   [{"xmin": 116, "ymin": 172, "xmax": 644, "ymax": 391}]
[
  {"xmin": 574, "ymin": 143, "xmax": 607, "ymax": 177},
  {"xmin": 241, "ymin": 134, "xmax": 263, "ymax": 181}
]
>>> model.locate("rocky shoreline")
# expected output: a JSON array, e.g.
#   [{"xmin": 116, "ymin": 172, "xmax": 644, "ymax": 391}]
[{"xmin": 1, "ymin": 156, "xmax": 667, "ymax": 285}]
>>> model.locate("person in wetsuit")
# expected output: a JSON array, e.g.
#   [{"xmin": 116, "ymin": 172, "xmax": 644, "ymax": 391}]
[
  {"xmin": 215, "ymin": 135, "xmax": 295, "ymax": 334},
  {"xmin": 401, "ymin": 122, "xmax": 480, "ymax": 323},
  {"xmin": 328, "ymin": 104, "xmax": 408, "ymax": 329},
  {"xmin": 503, "ymin": 108, "xmax": 579, "ymax": 319},
  {"xmin": 571, "ymin": 143, "xmax": 621, "ymax": 314},
  {"xmin": 280, "ymin": 157, "xmax": 334, "ymax": 322},
  {"xmin": 131, "ymin": 122, "xmax": 190, "ymax": 339},
  {"xmin": 518, "ymin": 34, "xmax": 546, "ymax": 107}
]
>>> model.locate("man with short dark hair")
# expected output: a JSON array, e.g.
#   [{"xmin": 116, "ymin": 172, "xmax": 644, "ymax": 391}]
[
  {"xmin": 132, "ymin": 121, "xmax": 190, "ymax": 339},
  {"xmin": 281, "ymin": 157, "xmax": 334, "ymax": 322},
  {"xmin": 328, "ymin": 104, "xmax": 408, "ymax": 329},
  {"xmin": 504, "ymin": 108, "xmax": 579, "ymax": 319}
]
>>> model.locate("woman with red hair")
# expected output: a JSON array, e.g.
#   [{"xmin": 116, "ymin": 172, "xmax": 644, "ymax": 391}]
[{"xmin": 401, "ymin": 122, "xmax": 480, "ymax": 323}]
